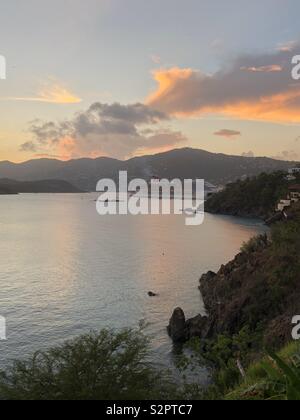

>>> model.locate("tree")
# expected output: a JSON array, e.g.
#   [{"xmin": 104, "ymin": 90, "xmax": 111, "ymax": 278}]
[{"xmin": 0, "ymin": 329, "xmax": 174, "ymax": 400}]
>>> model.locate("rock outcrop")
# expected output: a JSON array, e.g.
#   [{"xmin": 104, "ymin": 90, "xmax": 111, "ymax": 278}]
[
  {"xmin": 167, "ymin": 308, "xmax": 187, "ymax": 342},
  {"xmin": 168, "ymin": 204, "xmax": 300, "ymax": 349},
  {"xmin": 167, "ymin": 308, "xmax": 211, "ymax": 342}
]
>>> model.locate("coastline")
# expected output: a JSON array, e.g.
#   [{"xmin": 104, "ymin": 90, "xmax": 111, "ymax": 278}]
[{"xmin": 168, "ymin": 202, "xmax": 300, "ymax": 397}]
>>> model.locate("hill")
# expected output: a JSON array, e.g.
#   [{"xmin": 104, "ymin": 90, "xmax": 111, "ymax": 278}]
[
  {"xmin": 0, "ymin": 148, "xmax": 295, "ymax": 191},
  {"xmin": 168, "ymin": 200, "xmax": 300, "ymax": 398},
  {"xmin": 205, "ymin": 171, "xmax": 300, "ymax": 219},
  {"xmin": 0, "ymin": 179, "xmax": 82, "ymax": 194},
  {"xmin": 166, "ymin": 173, "xmax": 300, "ymax": 398}
]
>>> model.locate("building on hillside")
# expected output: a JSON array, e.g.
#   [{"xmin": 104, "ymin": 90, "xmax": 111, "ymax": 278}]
[
  {"xmin": 276, "ymin": 185, "xmax": 300, "ymax": 212},
  {"xmin": 288, "ymin": 168, "xmax": 300, "ymax": 175},
  {"xmin": 289, "ymin": 185, "xmax": 300, "ymax": 202},
  {"xmin": 277, "ymin": 199, "xmax": 292, "ymax": 212},
  {"xmin": 286, "ymin": 174, "xmax": 296, "ymax": 181}
]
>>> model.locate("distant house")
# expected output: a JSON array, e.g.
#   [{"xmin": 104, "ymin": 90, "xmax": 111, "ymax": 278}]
[
  {"xmin": 276, "ymin": 185, "xmax": 300, "ymax": 212},
  {"xmin": 286, "ymin": 174, "xmax": 296, "ymax": 181},
  {"xmin": 289, "ymin": 185, "xmax": 300, "ymax": 202},
  {"xmin": 277, "ymin": 199, "xmax": 292, "ymax": 212},
  {"xmin": 288, "ymin": 168, "xmax": 300, "ymax": 175}
]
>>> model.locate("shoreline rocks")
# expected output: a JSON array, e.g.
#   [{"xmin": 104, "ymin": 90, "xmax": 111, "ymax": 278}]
[
  {"xmin": 167, "ymin": 308, "xmax": 187, "ymax": 342},
  {"xmin": 168, "ymin": 234, "xmax": 273, "ymax": 344},
  {"xmin": 167, "ymin": 307, "xmax": 211, "ymax": 343}
]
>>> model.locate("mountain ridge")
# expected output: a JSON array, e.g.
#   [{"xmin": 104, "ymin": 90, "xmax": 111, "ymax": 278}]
[
  {"xmin": 0, "ymin": 178, "xmax": 82, "ymax": 194},
  {"xmin": 0, "ymin": 148, "xmax": 296, "ymax": 191}
]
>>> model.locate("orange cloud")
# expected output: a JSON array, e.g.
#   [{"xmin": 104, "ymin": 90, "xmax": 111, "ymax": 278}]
[
  {"xmin": 5, "ymin": 82, "xmax": 82, "ymax": 104},
  {"xmin": 220, "ymin": 90, "xmax": 300, "ymax": 123},
  {"xmin": 146, "ymin": 44, "xmax": 300, "ymax": 124},
  {"xmin": 147, "ymin": 68, "xmax": 194, "ymax": 105}
]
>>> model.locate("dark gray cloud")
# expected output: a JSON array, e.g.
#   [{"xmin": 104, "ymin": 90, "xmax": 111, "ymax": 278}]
[
  {"xmin": 19, "ymin": 141, "xmax": 37, "ymax": 152},
  {"xmin": 21, "ymin": 102, "xmax": 185, "ymax": 159},
  {"xmin": 214, "ymin": 129, "xmax": 241, "ymax": 138}
]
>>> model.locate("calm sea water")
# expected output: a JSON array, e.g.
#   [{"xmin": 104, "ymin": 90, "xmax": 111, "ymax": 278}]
[{"xmin": 0, "ymin": 193, "xmax": 266, "ymax": 374}]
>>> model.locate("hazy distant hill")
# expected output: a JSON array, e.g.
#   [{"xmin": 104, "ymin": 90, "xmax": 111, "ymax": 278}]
[
  {"xmin": 0, "ymin": 179, "xmax": 82, "ymax": 194},
  {"xmin": 0, "ymin": 148, "xmax": 295, "ymax": 191}
]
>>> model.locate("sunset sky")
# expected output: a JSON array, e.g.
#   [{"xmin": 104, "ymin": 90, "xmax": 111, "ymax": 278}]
[{"xmin": 1, "ymin": 0, "xmax": 300, "ymax": 162}]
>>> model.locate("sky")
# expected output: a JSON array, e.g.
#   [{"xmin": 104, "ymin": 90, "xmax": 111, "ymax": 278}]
[{"xmin": 1, "ymin": 0, "xmax": 300, "ymax": 162}]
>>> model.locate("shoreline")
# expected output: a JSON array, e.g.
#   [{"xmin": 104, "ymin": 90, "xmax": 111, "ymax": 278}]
[{"xmin": 168, "ymin": 202, "xmax": 300, "ymax": 397}]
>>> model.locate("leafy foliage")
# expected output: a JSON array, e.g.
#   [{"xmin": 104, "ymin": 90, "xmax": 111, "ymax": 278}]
[
  {"xmin": 183, "ymin": 203, "xmax": 300, "ymax": 399},
  {"xmin": 0, "ymin": 329, "xmax": 175, "ymax": 400},
  {"xmin": 264, "ymin": 350, "xmax": 300, "ymax": 400},
  {"xmin": 224, "ymin": 343, "xmax": 300, "ymax": 400},
  {"xmin": 206, "ymin": 171, "xmax": 298, "ymax": 218}
]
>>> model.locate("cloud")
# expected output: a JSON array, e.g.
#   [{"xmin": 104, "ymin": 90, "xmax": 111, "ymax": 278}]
[
  {"xmin": 19, "ymin": 141, "xmax": 37, "ymax": 152},
  {"xmin": 214, "ymin": 129, "xmax": 241, "ymax": 138},
  {"xmin": 5, "ymin": 81, "xmax": 81, "ymax": 104},
  {"xmin": 240, "ymin": 65, "xmax": 283, "ymax": 73},
  {"xmin": 271, "ymin": 136, "xmax": 300, "ymax": 161},
  {"xmin": 276, "ymin": 41, "xmax": 298, "ymax": 52},
  {"xmin": 147, "ymin": 43, "xmax": 300, "ymax": 123},
  {"xmin": 242, "ymin": 151, "xmax": 255, "ymax": 158},
  {"xmin": 20, "ymin": 102, "xmax": 186, "ymax": 159},
  {"xmin": 273, "ymin": 150, "xmax": 300, "ymax": 161}
]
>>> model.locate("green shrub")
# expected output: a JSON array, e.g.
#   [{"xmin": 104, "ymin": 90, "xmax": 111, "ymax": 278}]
[
  {"xmin": 240, "ymin": 235, "xmax": 268, "ymax": 254},
  {"xmin": 225, "ymin": 343, "xmax": 300, "ymax": 400},
  {"xmin": 0, "ymin": 329, "xmax": 175, "ymax": 400}
]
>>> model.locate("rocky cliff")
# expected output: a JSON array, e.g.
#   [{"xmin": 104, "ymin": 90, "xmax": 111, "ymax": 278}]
[{"xmin": 168, "ymin": 203, "xmax": 300, "ymax": 350}]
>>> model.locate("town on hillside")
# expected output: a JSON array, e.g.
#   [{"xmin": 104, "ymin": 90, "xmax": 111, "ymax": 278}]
[{"xmin": 277, "ymin": 167, "xmax": 300, "ymax": 213}]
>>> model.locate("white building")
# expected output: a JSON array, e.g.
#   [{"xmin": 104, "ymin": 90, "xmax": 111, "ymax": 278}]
[
  {"xmin": 277, "ymin": 199, "xmax": 291, "ymax": 212},
  {"xmin": 289, "ymin": 185, "xmax": 300, "ymax": 202},
  {"xmin": 276, "ymin": 185, "xmax": 300, "ymax": 211},
  {"xmin": 288, "ymin": 168, "xmax": 300, "ymax": 175},
  {"xmin": 286, "ymin": 174, "xmax": 296, "ymax": 181}
]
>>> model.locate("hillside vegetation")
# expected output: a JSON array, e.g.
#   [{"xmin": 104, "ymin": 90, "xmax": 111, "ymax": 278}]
[
  {"xmin": 0, "ymin": 179, "xmax": 81, "ymax": 194},
  {"xmin": 0, "ymin": 329, "xmax": 175, "ymax": 400},
  {"xmin": 182, "ymin": 197, "xmax": 300, "ymax": 399},
  {"xmin": 206, "ymin": 171, "xmax": 299, "ymax": 219},
  {"xmin": 225, "ymin": 342, "xmax": 300, "ymax": 400}
]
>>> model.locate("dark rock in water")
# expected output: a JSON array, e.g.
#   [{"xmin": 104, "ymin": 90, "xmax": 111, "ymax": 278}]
[
  {"xmin": 167, "ymin": 308, "xmax": 187, "ymax": 342},
  {"xmin": 167, "ymin": 308, "xmax": 211, "ymax": 343},
  {"xmin": 148, "ymin": 291, "xmax": 158, "ymax": 297}
]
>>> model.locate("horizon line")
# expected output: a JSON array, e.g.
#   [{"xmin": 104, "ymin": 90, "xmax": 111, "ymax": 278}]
[{"xmin": 0, "ymin": 147, "xmax": 298, "ymax": 165}]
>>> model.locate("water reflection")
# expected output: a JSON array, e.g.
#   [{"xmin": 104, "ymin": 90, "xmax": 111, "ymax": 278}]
[{"xmin": 0, "ymin": 193, "xmax": 266, "ymax": 380}]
